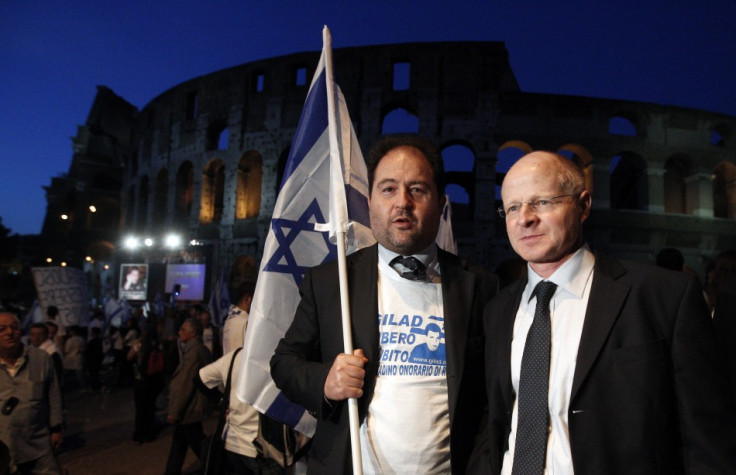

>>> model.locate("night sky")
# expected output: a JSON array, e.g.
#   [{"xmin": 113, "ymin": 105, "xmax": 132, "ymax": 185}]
[{"xmin": 2, "ymin": 1, "xmax": 735, "ymax": 235}]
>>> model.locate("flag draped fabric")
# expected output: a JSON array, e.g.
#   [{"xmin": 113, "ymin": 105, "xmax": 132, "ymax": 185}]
[
  {"xmin": 208, "ymin": 273, "xmax": 230, "ymax": 327},
  {"xmin": 435, "ymin": 194, "xmax": 457, "ymax": 254},
  {"xmin": 236, "ymin": 26, "xmax": 374, "ymax": 436}
]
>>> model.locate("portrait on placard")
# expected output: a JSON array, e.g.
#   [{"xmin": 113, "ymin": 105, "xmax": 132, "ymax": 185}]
[{"xmin": 119, "ymin": 264, "xmax": 148, "ymax": 300}]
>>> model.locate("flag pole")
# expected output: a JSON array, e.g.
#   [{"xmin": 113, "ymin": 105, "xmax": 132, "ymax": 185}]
[{"xmin": 323, "ymin": 25, "xmax": 363, "ymax": 475}]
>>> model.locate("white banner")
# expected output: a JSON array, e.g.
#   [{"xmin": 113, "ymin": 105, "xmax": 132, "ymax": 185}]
[{"xmin": 31, "ymin": 266, "xmax": 90, "ymax": 328}]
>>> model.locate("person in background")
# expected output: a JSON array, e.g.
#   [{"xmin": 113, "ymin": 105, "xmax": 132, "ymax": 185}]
[
  {"xmin": 222, "ymin": 281, "xmax": 255, "ymax": 354},
  {"xmin": 29, "ymin": 322, "xmax": 63, "ymax": 381},
  {"xmin": 62, "ymin": 325, "xmax": 85, "ymax": 391},
  {"xmin": 128, "ymin": 323, "xmax": 166, "ymax": 444},
  {"xmin": 199, "ymin": 310, "xmax": 221, "ymax": 359},
  {"xmin": 85, "ymin": 326, "xmax": 104, "ymax": 393},
  {"xmin": 198, "ymin": 349, "xmax": 284, "ymax": 475},
  {"xmin": 164, "ymin": 318, "xmax": 211, "ymax": 474},
  {"xmin": 0, "ymin": 312, "xmax": 63, "ymax": 474}
]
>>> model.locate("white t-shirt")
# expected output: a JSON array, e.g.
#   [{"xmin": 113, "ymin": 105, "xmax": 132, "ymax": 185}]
[
  {"xmin": 360, "ymin": 246, "xmax": 450, "ymax": 474},
  {"xmin": 199, "ymin": 349, "xmax": 260, "ymax": 457},
  {"xmin": 222, "ymin": 305, "xmax": 248, "ymax": 354}
]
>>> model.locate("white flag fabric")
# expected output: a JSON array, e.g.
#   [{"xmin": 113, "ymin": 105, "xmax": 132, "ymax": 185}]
[
  {"xmin": 435, "ymin": 194, "xmax": 457, "ymax": 254},
  {"xmin": 236, "ymin": 26, "xmax": 374, "ymax": 436},
  {"xmin": 208, "ymin": 273, "xmax": 230, "ymax": 327}
]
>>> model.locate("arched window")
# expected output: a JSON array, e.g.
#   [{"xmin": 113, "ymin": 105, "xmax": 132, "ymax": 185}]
[
  {"xmin": 609, "ymin": 116, "xmax": 637, "ymax": 136},
  {"xmin": 610, "ymin": 152, "xmax": 648, "ymax": 210},
  {"xmin": 382, "ymin": 107, "xmax": 418, "ymax": 134},
  {"xmin": 200, "ymin": 160, "xmax": 226, "ymax": 223},
  {"xmin": 236, "ymin": 151, "xmax": 263, "ymax": 219}
]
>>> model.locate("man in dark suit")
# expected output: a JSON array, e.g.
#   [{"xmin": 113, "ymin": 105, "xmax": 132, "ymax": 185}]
[
  {"xmin": 271, "ymin": 134, "xmax": 497, "ymax": 473},
  {"xmin": 474, "ymin": 151, "xmax": 736, "ymax": 474}
]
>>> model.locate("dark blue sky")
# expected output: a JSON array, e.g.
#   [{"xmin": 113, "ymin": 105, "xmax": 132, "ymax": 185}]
[{"xmin": 2, "ymin": 1, "xmax": 735, "ymax": 235}]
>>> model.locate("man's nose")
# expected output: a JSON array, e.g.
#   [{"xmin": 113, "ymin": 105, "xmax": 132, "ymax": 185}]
[
  {"xmin": 395, "ymin": 188, "xmax": 413, "ymax": 208},
  {"xmin": 517, "ymin": 203, "xmax": 538, "ymax": 224}
]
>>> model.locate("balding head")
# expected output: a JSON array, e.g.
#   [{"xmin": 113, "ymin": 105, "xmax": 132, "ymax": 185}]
[{"xmin": 500, "ymin": 151, "xmax": 591, "ymax": 278}]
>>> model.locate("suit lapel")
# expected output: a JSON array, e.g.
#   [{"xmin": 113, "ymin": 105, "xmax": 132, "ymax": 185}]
[
  {"xmin": 499, "ymin": 280, "xmax": 525, "ymax": 407},
  {"xmin": 570, "ymin": 254, "xmax": 630, "ymax": 401},
  {"xmin": 348, "ymin": 245, "xmax": 380, "ymax": 364},
  {"xmin": 439, "ymin": 252, "xmax": 474, "ymax": 424}
]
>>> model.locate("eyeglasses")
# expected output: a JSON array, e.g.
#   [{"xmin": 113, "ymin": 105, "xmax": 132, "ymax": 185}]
[{"xmin": 497, "ymin": 192, "xmax": 581, "ymax": 219}]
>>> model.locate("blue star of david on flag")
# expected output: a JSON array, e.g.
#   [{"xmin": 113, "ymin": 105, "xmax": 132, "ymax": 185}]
[{"xmin": 264, "ymin": 198, "xmax": 337, "ymax": 287}]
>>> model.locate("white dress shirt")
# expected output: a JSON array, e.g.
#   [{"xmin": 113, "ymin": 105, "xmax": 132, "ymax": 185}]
[{"xmin": 502, "ymin": 245, "xmax": 595, "ymax": 475}]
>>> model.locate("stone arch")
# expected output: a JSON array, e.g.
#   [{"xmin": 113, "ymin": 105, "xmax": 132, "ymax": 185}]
[
  {"xmin": 207, "ymin": 119, "xmax": 228, "ymax": 151},
  {"xmin": 176, "ymin": 161, "xmax": 194, "ymax": 227},
  {"xmin": 609, "ymin": 114, "xmax": 638, "ymax": 137},
  {"xmin": 236, "ymin": 151, "xmax": 263, "ymax": 219},
  {"xmin": 713, "ymin": 161, "xmax": 736, "ymax": 219},
  {"xmin": 664, "ymin": 155, "xmax": 690, "ymax": 214},
  {"xmin": 153, "ymin": 168, "xmax": 168, "ymax": 224},
  {"xmin": 610, "ymin": 152, "xmax": 648, "ymax": 210},
  {"xmin": 200, "ymin": 159, "xmax": 226, "ymax": 224},
  {"xmin": 557, "ymin": 143, "xmax": 593, "ymax": 192},
  {"xmin": 382, "ymin": 106, "xmax": 418, "ymax": 134}
]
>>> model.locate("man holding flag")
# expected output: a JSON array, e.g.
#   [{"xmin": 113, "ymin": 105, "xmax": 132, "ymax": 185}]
[{"xmin": 271, "ymin": 134, "xmax": 498, "ymax": 473}]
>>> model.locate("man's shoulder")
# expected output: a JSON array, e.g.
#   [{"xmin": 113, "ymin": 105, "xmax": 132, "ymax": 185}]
[
  {"xmin": 594, "ymin": 252, "xmax": 691, "ymax": 287},
  {"xmin": 308, "ymin": 244, "xmax": 377, "ymax": 276}
]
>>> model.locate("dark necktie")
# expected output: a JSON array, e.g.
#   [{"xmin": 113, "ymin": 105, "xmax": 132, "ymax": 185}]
[
  {"xmin": 389, "ymin": 255, "xmax": 427, "ymax": 281},
  {"xmin": 512, "ymin": 280, "xmax": 558, "ymax": 475}
]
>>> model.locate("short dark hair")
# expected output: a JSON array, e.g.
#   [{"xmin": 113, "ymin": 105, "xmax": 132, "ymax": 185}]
[
  {"xmin": 231, "ymin": 280, "xmax": 256, "ymax": 305},
  {"xmin": 367, "ymin": 134, "xmax": 445, "ymax": 195},
  {"xmin": 30, "ymin": 322, "xmax": 49, "ymax": 337},
  {"xmin": 184, "ymin": 317, "xmax": 204, "ymax": 337},
  {"xmin": 47, "ymin": 305, "xmax": 59, "ymax": 317}
]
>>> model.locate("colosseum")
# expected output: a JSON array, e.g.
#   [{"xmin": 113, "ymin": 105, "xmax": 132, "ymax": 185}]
[{"xmin": 39, "ymin": 41, "xmax": 736, "ymax": 299}]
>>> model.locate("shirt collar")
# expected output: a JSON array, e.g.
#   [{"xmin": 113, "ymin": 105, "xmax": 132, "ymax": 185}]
[
  {"xmin": 525, "ymin": 244, "xmax": 595, "ymax": 301},
  {"xmin": 377, "ymin": 243, "xmax": 440, "ymax": 277}
]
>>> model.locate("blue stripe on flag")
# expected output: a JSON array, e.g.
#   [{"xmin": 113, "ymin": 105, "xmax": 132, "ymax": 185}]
[
  {"xmin": 265, "ymin": 392, "xmax": 307, "ymax": 428},
  {"xmin": 279, "ymin": 69, "xmax": 328, "ymax": 190},
  {"xmin": 346, "ymin": 184, "xmax": 370, "ymax": 227}
]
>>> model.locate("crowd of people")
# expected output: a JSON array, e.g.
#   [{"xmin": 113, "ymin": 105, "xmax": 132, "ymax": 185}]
[
  {"xmin": 2, "ymin": 132, "xmax": 736, "ymax": 474},
  {"xmin": 0, "ymin": 279, "xmax": 261, "ymax": 475}
]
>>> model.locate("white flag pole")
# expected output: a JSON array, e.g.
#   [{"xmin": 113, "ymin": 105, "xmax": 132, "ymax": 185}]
[{"xmin": 323, "ymin": 26, "xmax": 363, "ymax": 475}]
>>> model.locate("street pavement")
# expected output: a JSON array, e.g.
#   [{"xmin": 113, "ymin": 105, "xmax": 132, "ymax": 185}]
[{"xmin": 56, "ymin": 385, "xmax": 216, "ymax": 475}]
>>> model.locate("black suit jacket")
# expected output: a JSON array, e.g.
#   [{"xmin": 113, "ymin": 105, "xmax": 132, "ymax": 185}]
[
  {"xmin": 477, "ymin": 253, "xmax": 736, "ymax": 475},
  {"xmin": 271, "ymin": 244, "xmax": 497, "ymax": 474}
]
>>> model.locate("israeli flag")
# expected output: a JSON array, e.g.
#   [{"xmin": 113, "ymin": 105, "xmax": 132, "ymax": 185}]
[
  {"xmin": 207, "ymin": 273, "xmax": 230, "ymax": 327},
  {"xmin": 236, "ymin": 26, "xmax": 374, "ymax": 436}
]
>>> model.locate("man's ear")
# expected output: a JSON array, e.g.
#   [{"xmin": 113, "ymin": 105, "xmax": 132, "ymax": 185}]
[{"xmin": 579, "ymin": 190, "xmax": 593, "ymax": 222}]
